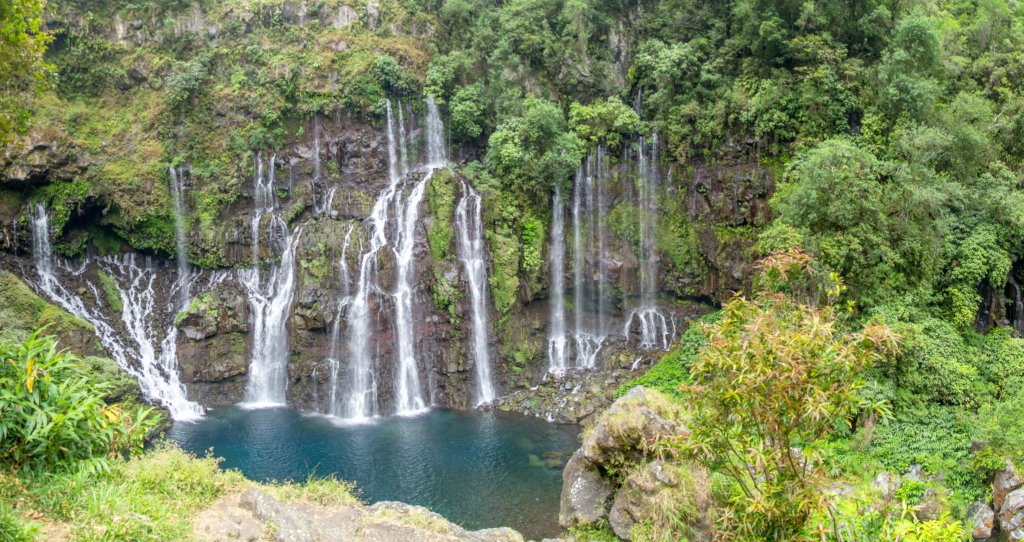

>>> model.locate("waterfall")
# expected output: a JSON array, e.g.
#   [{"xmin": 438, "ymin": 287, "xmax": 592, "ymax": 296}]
[
  {"xmin": 623, "ymin": 134, "xmax": 676, "ymax": 350},
  {"xmin": 567, "ymin": 151, "xmax": 605, "ymax": 370},
  {"xmin": 169, "ymin": 166, "xmax": 192, "ymax": 307},
  {"xmin": 596, "ymin": 145, "xmax": 608, "ymax": 338},
  {"xmin": 27, "ymin": 204, "xmax": 203, "ymax": 420},
  {"xmin": 456, "ymin": 181, "xmax": 496, "ymax": 404},
  {"xmin": 239, "ymin": 153, "xmax": 301, "ymax": 407},
  {"xmin": 547, "ymin": 184, "xmax": 568, "ymax": 373},
  {"xmin": 344, "ymin": 99, "xmax": 442, "ymax": 419},
  {"xmin": 393, "ymin": 174, "xmax": 430, "ymax": 414},
  {"xmin": 397, "ymin": 102, "xmax": 409, "ymax": 176},
  {"xmin": 313, "ymin": 114, "xmax": 322, "ymax": 213},
  {"xmin": 323, "ymin": 224, "xmax": 355, "ymax": 416},
  {"xmin": 426, "ymin": 97, "xmax": 446, "ymax": 167}
]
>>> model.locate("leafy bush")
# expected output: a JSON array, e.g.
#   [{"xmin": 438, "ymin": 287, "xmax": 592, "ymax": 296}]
[
  {"xmin": 166, "ymin": 55, "xmax": 211, "ymax": 111},
  {"xmin": 486, "ymin": 96, "xmax": 583, "ymax": 203},
  {"xmin": 449, "ymin": 84, "xmax": 487, "ymax": 142},
  {"xmin": 975, "ymin": 389, "xmax": 1024, "ymax": 470},
  {"xmin": 568, "ymin": 96, "xmax": 644, "ymax": 150},
  {"xmin": 808, "ymin": 490, "xmax": 965, "ymax": 542},
  {"xmin": 683, "ymin": 253, "xmax": 899, "ymax": 540},
  {"xmin": 0, "ymin": 332, "xmax": 157, "ymax": 471}
]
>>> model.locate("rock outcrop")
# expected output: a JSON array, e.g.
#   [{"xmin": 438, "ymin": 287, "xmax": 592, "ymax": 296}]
[
  {"xmin": 559, "ymin": 386, "xmax": 712, "ymax": 541},
  {"xmin": 193, "ymin": 488, "xmax": 526, "ymax": 542},
  {"xmin": 966, "ymin": 461, "xmax": 1024, "ymax": 541}
]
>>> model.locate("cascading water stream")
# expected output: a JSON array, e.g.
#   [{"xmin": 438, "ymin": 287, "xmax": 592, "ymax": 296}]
[
  {"xmin": 392, "ymin": 174, "xmax": 430, "ymax": 414},
  {"xmin": 343, "ymin": 99, "xmax": 444, "ymax": 419},
  {"xmin": 322, "ymin": 224, "xmax": 355, "ymax": 416},
  {"xmin": 623, "ymin": 134, "xmax": 676, "ymax": 350},
  {"xmin": 169, "ymin": 166, "xmax": 192, "ymax": 306},
  {"xmin": 240, "ymin": 153, "xmax": 302, "ymax": 406},
  {"xmin": 456, "ymin": 181, "xmax": 496, "ymax": 404},
  {"xmin": 28, "ymin": 204, "xmax": 203, "ymax": 420},
  {"xmin": 547, "ymin": 184, "xmax": 568, "ymax": 373},
  {"xmin": 568, "ymin": 151, "xmax": 605, "ymax": 369}
]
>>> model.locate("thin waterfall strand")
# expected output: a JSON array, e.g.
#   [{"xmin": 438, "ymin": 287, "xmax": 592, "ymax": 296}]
[
  {"xmin": 547, "ymin": 184, "xmax": 568, "ymax": 373},
  {"xmin": 240, "ymin": 153, "xmax": 301, "ymax": 406},
  {"xmin": 456, "ymin": 181, "xmax": 496, "ymax": 404},
  {"xmin": 169, "ymin": 166, "xmax": 191, "ymax": 306}
]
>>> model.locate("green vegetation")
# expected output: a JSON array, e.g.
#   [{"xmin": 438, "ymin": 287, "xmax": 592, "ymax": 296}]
[
  {"xmin": 0, "ymin": 332, "xmax": 156, "ymax": 470},
  {"xmin": 616, "ymin": 312, "xmax": 716, "ymax": 400},
  {"xmin": 0, "ymin": 329, "xmax": 356, "ymax": 541},
  {"xmin": 683, "ymin": 251, "xmax": 898, "ymax": 539},
  {"xmin": 95, "ymin": 271, "xmax": 122, "ymax": 314},
  {"xmin": 427, "ymin": 169, "xmax": 457, "ymax": 261},
  {"xmin": 4, "ymin": 0, "xmax": 1024, "ymax": 539},
  {"xmin": 0, "ymin": 0, "xmax": 51, "ymax": 145},
  {"xmin": 0, "ymin": 271, "xmax": 93, "ymax": 346}
]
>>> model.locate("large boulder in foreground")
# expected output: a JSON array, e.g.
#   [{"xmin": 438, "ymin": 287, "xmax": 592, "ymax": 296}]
[
  {"xmin": 608, "ymin": 459, "xmax": 712, "ymax": 540},
  {"xmin": 194, "ymin": 488, "xmax": 525, "ymax": 542},
  {"xmin": 559, "ymin": 386, "xmax": 712, "ymax": 541}
]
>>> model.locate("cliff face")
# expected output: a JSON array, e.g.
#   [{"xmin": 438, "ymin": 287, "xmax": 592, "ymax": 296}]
[{"xmin": 0, "ymin": 0, "xmax": 772, "ymax": 416}]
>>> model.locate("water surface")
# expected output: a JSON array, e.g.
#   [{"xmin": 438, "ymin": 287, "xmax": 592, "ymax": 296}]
[{"xmin": 168, "ymin": 407, "xmax": 579, "ymax": 539}]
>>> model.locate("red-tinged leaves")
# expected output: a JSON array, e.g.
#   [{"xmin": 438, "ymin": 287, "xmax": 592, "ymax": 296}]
[{"xmin": 680, "ymin": 250, "xmax": 898, "ymax": 540}]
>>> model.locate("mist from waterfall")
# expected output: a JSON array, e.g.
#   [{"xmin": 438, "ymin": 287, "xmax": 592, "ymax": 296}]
[
  {"xmin": 27, "ymin": 204, "xmax": 204, "ymax": 420},
  {"xmin": 240, "ymin": 153, "xmax": 302, "ymax": 406},
  {"xmin": 456, "ymin": 181, "xmax": 496, "ymax": 404}
]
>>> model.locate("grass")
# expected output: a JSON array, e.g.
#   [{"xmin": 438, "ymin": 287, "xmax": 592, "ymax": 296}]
[
  {"xmin": 567, "ymin": 519, "xmax": 621, "ymax": 541},
  {"xmin": 1, "ymin": 444, "xmax": 358, "ymax": 542}
]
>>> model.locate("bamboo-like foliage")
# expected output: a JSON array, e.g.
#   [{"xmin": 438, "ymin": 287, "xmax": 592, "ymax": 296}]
[{"xmin": 682, "ymin": 250, "xmax": 899, "ymax": 540}]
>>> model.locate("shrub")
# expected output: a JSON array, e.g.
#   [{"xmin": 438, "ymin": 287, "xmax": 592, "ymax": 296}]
[
  {"xmin": 682, "ymin": 252, "xmax": 898, "ymax": 540},
  {"xmin": 0, "ymin": 332, "xmax": 157, "ymax": 471}
]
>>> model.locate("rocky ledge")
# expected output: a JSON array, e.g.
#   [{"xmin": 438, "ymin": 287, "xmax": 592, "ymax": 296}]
[
  {"xmin": 194, "ymin": 488, "xmax": 534, "ymax": 542},
  {"xmin": 560, "ymin": 386, "xmax": 713, "ymax": 541}
]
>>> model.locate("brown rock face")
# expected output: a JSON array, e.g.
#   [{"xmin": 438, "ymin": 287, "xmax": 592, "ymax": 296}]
[
  {"xmin": 1, "ymin": 138, "xmax": 86, "ymax": 187},
  {"xmin": 995, "ymin": 462, "xmax": 1024, "ymax": 512},
  {"xmin": 967, "ymin": 501, "xmax": 995, "ymax": 541}
]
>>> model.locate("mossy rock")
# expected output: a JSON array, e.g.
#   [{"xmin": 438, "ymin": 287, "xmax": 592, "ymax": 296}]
[{"xmin": 0, "ymin": 271, "xmax": 101, "ymax": 356}]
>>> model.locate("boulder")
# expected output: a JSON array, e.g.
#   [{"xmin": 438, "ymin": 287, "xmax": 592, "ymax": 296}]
[
  {"xmin": 1000, "ymin": 488, "xmax": 1024, "ymax": 542},
  {"xmin": 580, "ymin": 386, "xmax": 686, "ymax": 466},
  {"xmin": 559, "ymin": 453, "xmax": 613, "ymax": 526},
  {"xmin": 607, "ymin": 460, "xmax": 711, "ymax": 541},
  {"xmin": 872, "ymin": 471, "xmax": 900, "ymax": 501},
  {"xmin": 199, "ymin": 488, "xmax": 525, "ymax": 542},
  {"xmin": 913, "ymin": 487, "xmax": 943, "ymax": 522},
  {"xmin": 559, "ymin": 386, "xmax": 711, "ymax": 539},
  {"xmin": 995, "ymin": 461, "xmax": 1023, "ymax": 512},
  {"xmin": 967, "ymin": 501, "xmax": 995, "ymax": 541},
  {"xmin": 239, "ymin": 488, "xmax": 315, "ymax": 542}
]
